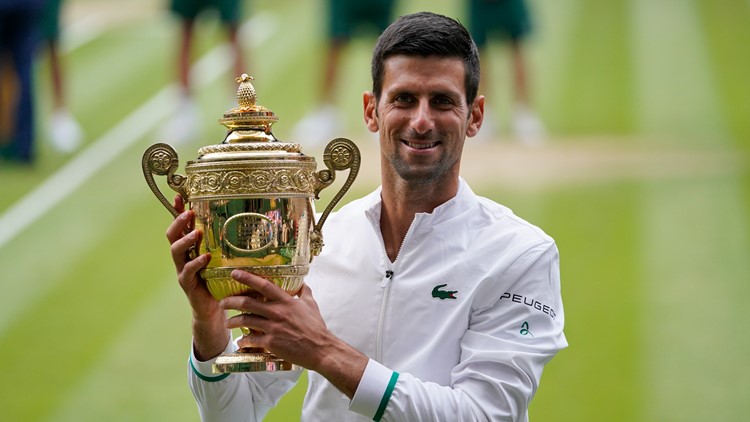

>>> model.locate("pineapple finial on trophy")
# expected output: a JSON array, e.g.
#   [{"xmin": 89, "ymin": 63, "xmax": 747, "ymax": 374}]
[
  {"xmin": 235, "ymin": 74, "xmax": 257, "ymax": 109},
  {"xmin": 217, "ymin": 73, "xmax": 279, "ymax": 137}
]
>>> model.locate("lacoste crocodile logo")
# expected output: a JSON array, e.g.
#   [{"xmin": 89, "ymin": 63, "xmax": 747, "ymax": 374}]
[{"xmin": 432, "ymin": 284, "xmax": 458, "ymax": 300}]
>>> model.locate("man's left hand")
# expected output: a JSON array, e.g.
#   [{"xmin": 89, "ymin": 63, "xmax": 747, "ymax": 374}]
[
  {"xmin": 221, "ymin": 270, "xmax": 333, "ymax": 371},
  {"xmin": 222, "ymin": 270, "xmax": 368, "ymax": 398}
]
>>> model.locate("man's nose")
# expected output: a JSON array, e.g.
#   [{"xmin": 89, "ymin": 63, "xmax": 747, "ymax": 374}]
[{"xmin": 410, "ymin": 100, "xmax": 435, "ymax": 135}]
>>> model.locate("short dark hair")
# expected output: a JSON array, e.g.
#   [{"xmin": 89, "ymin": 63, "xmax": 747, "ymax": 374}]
[{"xmin": 371, "ymin": 11, "xmax": 480, "ymax": 106}]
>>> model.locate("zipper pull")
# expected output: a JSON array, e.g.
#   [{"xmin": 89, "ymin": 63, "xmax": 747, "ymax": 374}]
[{"xmin": 382, "ymin": 270, "xmax": 394, "ymax": 287}]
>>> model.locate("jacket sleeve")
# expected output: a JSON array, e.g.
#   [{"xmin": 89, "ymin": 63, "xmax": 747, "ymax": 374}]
[
  {"xmin": 188, "ymin": 337, "xmax": 302, "ymax": 422},
  {"xmin": 349, "ymin": 242, "xmax": 567, "ymax": 421}
]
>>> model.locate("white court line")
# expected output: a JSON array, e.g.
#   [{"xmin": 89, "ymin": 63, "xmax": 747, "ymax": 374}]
[
  {"xmin": 0, "ymin": 14, "xmax": 274, "ymax": 250},
  {"xmin": 62, "ymin": 14, "xmax": 109, "ymax": 54},
  {"xmin": 0, "ymin": 87, "xmax": 178, "ymax": 249}
]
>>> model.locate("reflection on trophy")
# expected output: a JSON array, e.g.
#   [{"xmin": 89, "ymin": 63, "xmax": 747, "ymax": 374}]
[{"xmin": 142, "ymin": 74, "xmax": 360, "ymax": 373}]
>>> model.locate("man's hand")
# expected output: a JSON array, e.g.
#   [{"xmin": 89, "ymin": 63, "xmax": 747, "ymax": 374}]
[
  {"xmin": 221, "ymin": 271, "xmax": 332, "ymax": 369},
  {"xmin": 166, "ymin": 195, "xmax": 229, "ymax": 360},
  {"xmin": 223, "ymin": 270, "xmax": 368, "ymax": 398}
]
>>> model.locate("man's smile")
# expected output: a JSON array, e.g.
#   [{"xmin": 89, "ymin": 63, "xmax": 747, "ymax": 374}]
[{"xmin": 403, "ymin": 141, "xmax": 439, "ymax": 150}]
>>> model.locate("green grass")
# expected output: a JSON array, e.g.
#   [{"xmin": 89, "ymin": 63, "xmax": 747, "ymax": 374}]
[
  {"xmin": 552, "ymin": 0, "xmax": 635, "ymax": 135},
  {"xmin": 697, "ymin": 0, "xmax": 750, "ymax": 147},
  {"xmin": 1, "ymin": 0, "xmax": 749, "ymax": 420},
  {"xmin": 519, "ymin": 182, "xmax": 642, "ymax": 421}
]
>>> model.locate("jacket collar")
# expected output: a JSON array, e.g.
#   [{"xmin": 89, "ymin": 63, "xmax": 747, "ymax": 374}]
[{"xmin": 363, "ymin": 178, "xmax": 478, "ymax": 229}]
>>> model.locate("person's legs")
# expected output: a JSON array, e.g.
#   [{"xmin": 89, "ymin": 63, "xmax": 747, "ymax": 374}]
[
  {"xmin": 225, "ymin": 22, "xmax": 244, "ymax": 81},
  {"xmin": 320, "ymin": 38, "xmax": 346, "ymax": 105},
  {"xmin": 8, "ymin": 11, "xmax": 39, "ymax": 162},
  {"xmin": 48, "ymin": 40, "xmax": 63, "ymax": 108},
  {"xmin": 509, "ymin": 39, "xmax": 530, "ymax": 107},
  {"xmin": 474, "ymin": 47, "xmax": 500, "ymax": 142},
  {"xmin": 40, "ymin": 0, "xmax": 63, "ymax": 107},
  {"xmin": 0, "ymin": 55, "xmax": 19, "ymax": 157},
  {"xmin": 217, "ymin": 0, "xmax": 244, "ymax": 80},
  {"xmin": 47, "ymin": 37, "xmax": 83, "ymax": 153},
  {"xmin": 291, "ymin": 0, "xmax": 350, "ymax": 144},
  {"xmin": 293, "ymin": 0, "xmax": 395, "ymax": 144},
  {"xmin": 159, "ymin": 17, "xmax": 202, "ymax": 145},
  {"xmin": 468, "ymin": 0, "xmax": 543, "ymax": 143},
  {"xmin": 178, "ymin": 19, "xmax": 194, "ymax": 95},
  {"xmin": 508, "ymin": 37, "xmax": 544, "ymax": 145}
]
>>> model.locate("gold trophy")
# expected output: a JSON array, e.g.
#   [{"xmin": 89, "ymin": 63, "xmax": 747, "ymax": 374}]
[{"xmin": 142, "ymin": 74, "xmax": 360, "ymax": 373}]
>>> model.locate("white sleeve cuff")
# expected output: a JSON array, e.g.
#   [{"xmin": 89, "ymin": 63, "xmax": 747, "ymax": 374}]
[
  {"xmin": 349, "ymin": 359, "xmax": 399, "ymax": 421},
  {"xmin": 189, "ymin": 337, "xmax": 237, "ymax": 382}
]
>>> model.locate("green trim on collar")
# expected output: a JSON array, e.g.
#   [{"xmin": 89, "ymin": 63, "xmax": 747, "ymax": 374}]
[
  {"xmin": 373, "ymin": 371, "xmax": 399, "ymax": 421},
  {"xmin": 189, "ymin": 357, "xmax": 231, "ymax": 382}
]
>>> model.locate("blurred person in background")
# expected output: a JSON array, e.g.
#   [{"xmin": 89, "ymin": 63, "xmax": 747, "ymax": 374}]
[
  {"xmin": 0, "ymin": 0, "xmax": 43, "ymax": 165},
  {"xmin": 161, "ymin": 0, "xmax": 246, "ymax": 144},
  {"xmin": 168, "ymin": 11, "xmax": 566, "ymax": 421},
  {"xmin": 467, "ymin": 0, "xmax": 545, "ymax": 145},
  {"xmin": 292, "ymin": 0, "xmax": 395, "ymax": 145},
  {"xmin": 42, "ymin": 0, "xmax": 83, "ymax": 153}
]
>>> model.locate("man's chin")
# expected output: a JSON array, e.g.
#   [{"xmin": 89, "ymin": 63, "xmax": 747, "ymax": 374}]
[{"xmin": 393, "ymin": 165, "xmax": 448, "ymax": 185}]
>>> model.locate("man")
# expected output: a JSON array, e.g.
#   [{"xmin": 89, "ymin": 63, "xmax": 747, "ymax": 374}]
[
  {"xmin": 161, "ymin": 0, "xmax": 246, "ymax": 144},
  {"xmin": 167, "ymin": 11, "xmax": 566, "ymax": 421}
]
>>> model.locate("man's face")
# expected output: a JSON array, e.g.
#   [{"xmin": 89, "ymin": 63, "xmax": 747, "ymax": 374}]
[{"xmin": 364, "ymin": 55, "xmax": 483, "ymax": 185}]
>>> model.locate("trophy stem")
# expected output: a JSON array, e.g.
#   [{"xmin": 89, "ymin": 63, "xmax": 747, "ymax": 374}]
[{"xmin": 212, "ymin": 323, "xmax": 300, "ymax": 373}]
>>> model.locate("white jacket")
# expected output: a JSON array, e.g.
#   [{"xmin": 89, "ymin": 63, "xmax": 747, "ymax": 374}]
[{"xmin": 189, "ymin": 179, "xmax": 567, "ymax": 421}]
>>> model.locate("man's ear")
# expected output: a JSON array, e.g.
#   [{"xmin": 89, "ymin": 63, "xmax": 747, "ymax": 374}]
[
  {"xmin": 466, "ymin": 95, "xmax": 484, "ymax": 138},
  {"xmin": 363, "ymin": 91, "xmax": 379, "ymax": 133}
]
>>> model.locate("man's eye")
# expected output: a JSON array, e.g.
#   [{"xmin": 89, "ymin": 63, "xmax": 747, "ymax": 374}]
[
  {"xmin": 394, "ymin": 94, "xmax": 413, "ymax": 103},
  {"xmin": 433, "ymin": 97, "xmax": 453, "ymax": 106}
]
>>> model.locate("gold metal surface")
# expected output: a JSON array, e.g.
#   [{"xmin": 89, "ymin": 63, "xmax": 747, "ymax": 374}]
[
  {"xmin": 213, "ymin": 351, "xmax": 299, "ymax": 373},
  {"xmin": 142, "ymin": 74, "xmax": 360, "ymax": 373},
  {"xmin": 183, "ymin": 159, "xmax": 318, "ymax": 200}
]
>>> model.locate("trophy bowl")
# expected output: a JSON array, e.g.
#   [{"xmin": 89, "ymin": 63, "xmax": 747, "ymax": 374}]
[{"xmin": 142, "ymin": 74, "xmax": 360, "ymax": 373}]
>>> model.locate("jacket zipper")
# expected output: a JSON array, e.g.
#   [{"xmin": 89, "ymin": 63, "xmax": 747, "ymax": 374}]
[
  {"xmin": 374, "ymin": 216, "xmax": 419, "ymax": 361},
  {"xmin": 376, "ymin": 270, "xmax": 393, "ymax": 361}
]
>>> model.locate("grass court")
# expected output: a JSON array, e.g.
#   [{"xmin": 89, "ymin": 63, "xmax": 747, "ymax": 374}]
[{"xmin": 0, "ymin": 0, "xmax": 749, "ymax": 420}]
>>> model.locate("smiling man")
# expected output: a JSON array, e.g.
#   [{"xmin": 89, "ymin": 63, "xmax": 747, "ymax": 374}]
[{"xmin": 167, "ymin": 11, "xmax": 567, "ymax": 421}]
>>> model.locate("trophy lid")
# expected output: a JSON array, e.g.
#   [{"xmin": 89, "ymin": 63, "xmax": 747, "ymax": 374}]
[{"xmin": 196, "ymin": 74, "xmax": 304, "ymax": 161}]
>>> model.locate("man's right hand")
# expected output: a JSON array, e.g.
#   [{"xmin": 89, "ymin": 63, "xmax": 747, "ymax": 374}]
[{"xmin": 166, "ymin": 195, "xmax": 229, "ymax": 361}]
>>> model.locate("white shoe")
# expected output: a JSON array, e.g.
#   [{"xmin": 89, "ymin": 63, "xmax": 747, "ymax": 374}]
[
  {"xmin": 512, "ymin": 106, "xmax": 545, "ymax": 146},
  {"xmin": 49, "ymin": 109, "xmax": 83, "ymax": 153},
  {"xmin": 159, "ymin": 96, "xmax": 202, "ymax": 145},
  {"xmin": 291, "ymin": 104, "xmax": 342, "ymax": 147}
]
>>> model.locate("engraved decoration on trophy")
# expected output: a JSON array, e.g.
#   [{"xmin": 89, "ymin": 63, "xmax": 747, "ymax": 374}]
[{"xmin": 142, "ymin": 74, "xmax": 360, "ymax": 373}]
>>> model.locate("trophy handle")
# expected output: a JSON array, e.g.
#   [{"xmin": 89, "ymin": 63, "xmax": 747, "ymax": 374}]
[
  {"xmin": 142, "ymin": 143, "xmax": 188, "ymax": 218},
  {"xmin": 311, "ymin": 138, "xmax": 361, "ymax": 254}
]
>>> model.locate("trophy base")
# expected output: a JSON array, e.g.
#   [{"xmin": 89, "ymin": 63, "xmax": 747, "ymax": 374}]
[{"xmin": 212, "ymin": 349, "xmax": 301, "ymax": 373}]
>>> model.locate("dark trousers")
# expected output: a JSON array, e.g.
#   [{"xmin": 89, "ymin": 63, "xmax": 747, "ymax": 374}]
[{"xmin": 0, "ymin": 7, "xmax": 40, "ymax": 162}]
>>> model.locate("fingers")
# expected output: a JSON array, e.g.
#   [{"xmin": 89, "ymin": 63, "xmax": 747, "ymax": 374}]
[
  {"xmin": 297, "ymin": 283, "xmax": 313, "ymax": 300},
  {"xmin": 227, "ymin": 312, "xmax": 268, "ymax": 332},
  {"xmin": 166, "ymin": 209, "xmax": 194, "ymax": 245},
  {"xmin": 174, "ymin": 195, "xmax": 186, "ymax": 214},
  {"xmin": 219, "ymin": 277, "xmax": 280, "ymax": 322},
  {"xmin": 178, "ymin": 252, "xmax": 212, "ymax": 291},
  {"xmin": 231, "ymin": 270, "xmax": 290, "ymax": 302},
  {"xmin": 236, "ymin": 329, "xmax": 266, "ymax": 349},
  {"xmin": 170, "ymin": 225, "xmax": 203, "ymax": 273}
]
